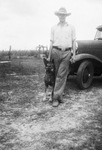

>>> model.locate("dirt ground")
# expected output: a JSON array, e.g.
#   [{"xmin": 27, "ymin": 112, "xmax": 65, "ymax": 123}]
[{"xmin": 0, "ymin": 58, "xmax": 102, "ymax": 150}]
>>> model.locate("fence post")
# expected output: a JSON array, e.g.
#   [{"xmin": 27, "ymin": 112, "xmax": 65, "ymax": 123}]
[{"xmin": 9, "ymin": 45, "xmax": 11, "ymax": 60}]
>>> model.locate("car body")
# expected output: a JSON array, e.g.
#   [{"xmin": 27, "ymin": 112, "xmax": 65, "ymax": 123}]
[{"xmin": 70, "ymin": 25, "xmax": 102, "ymax": 89}]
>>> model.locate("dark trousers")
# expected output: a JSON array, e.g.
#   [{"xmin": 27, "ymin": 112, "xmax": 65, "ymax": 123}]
[{"xmin": 51, "ymin": 48, "xmax": 71, "ymax": 101}]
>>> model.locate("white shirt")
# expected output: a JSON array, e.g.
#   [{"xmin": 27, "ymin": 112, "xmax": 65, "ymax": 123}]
[{"xmin": 50, "ymin": 22, "xmax": 76, "ymax": 50}]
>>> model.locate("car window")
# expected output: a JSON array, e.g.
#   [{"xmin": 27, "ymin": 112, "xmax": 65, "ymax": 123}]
[{"xmin": 95, "ymin": 30, "xmax": 102, "ymax": 40}]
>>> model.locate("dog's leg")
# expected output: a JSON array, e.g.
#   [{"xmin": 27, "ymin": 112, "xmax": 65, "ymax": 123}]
[
  {"xmin": 63, "ymin": 91, "xmax": 65, "ymax": 96},
  {"xmin": 49, "ymin": 86, "xmax": 54, "ymax": 102},
  {"xmin": 43, "ymin": 84, "xmax": 48, "ymax": 102}
]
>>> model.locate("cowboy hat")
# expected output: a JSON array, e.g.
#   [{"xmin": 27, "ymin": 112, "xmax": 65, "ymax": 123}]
[{"xmin": 55, "ymin": 7, "xmax": 71, "ymax": 16}]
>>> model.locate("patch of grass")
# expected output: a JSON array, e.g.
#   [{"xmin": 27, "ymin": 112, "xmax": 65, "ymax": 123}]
[{"xmin": 10, "ymin": 57, "xmax": 44, "ymax": 75}]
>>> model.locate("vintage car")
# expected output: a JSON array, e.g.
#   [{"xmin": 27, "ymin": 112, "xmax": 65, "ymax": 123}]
[{"xmin": 70, "ymin": 25, "xmax": 102, "ymax": 89}]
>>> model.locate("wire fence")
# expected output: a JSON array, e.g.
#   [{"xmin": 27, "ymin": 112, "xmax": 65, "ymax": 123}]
[{"xmin": 0, "ymin": 45, "xmax": 49, "ymax": 60}]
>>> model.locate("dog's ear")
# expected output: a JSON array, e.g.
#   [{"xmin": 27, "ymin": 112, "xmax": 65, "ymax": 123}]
[
  {"xmin": 51, "ymin": 59, "xmax": 54, "ymax": 65},
  {"xmin": 52, "ymin": 59, "xmax": 54, "ymax": 64},
  {"xmin": 43, "ymin": 58, "xmax": 48, "ymax": 66}
]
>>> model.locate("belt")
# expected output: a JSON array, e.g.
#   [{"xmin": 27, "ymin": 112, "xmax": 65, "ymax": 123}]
[{"xmin": 53, "ymin": 46, "xmax": 71, "ymax": 51}]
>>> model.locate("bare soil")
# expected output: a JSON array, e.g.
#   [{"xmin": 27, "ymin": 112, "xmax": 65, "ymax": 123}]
[{"xmin": 0, "ymin": 58, "xmax": 102, "ymax": 150}]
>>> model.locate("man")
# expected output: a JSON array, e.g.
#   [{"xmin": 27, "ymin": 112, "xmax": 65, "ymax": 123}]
[{"xmin": 48, "ymin": 7, "xmax": 76, "ymax": 107}]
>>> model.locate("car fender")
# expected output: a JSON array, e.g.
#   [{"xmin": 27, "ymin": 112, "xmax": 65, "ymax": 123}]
[
  {"xmin": 70, "ymin": 53, "xmax": 102, "ymax": 75},
  {"xmin": 74, "ymin": 53, "xmax": 102, "ymax": 64}
]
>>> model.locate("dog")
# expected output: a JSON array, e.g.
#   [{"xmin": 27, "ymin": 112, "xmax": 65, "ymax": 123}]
[{"xmin": 43, "ymin": 57, "xmax": 55, "ymax": 101}]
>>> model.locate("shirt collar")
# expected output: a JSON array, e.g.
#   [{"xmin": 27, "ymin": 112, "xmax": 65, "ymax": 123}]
[{"xmin": 57, "ymin": 22, "xmax": 68, "ymax": 26}]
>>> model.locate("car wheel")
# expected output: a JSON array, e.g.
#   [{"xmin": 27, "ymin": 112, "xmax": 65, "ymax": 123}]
[{"xmin": 77, "ymin": 61, "xmax": 94, "ymax": 89}]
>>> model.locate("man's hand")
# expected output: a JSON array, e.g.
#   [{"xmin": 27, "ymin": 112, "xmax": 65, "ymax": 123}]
[
  {"xmin": 47, "ymin": 57, "xmax": 51, "ymax": 61},
  {"xmin": 70, "ymin": 56, "xmax": 75, "ymax": 63}
]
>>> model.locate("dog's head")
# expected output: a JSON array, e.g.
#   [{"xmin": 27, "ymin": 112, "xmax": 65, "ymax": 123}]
[{"xmin": 43, "ymin": 58, "xmax": 55, "ymax": 73}]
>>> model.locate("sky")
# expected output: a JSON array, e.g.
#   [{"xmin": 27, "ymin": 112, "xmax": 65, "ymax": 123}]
[{"xmin": 0, "ymin": 0, "xmax": 102, "ymax": 50}]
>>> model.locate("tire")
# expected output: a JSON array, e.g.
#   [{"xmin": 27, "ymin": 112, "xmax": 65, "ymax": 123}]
[{"xmin": 77, "ymin": 61, "xmax": 94, "ymax": 89}]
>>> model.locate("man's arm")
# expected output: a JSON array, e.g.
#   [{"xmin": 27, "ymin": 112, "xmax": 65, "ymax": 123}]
[
  {"xmin": 71, "ymin": 25, "xmax": 76, "ymax": 63},
  {"xmin": 47, "ymin": 26, "xmax": 54, "ymax": 61},
  {"xmin": 72, "ymin": 39, "xmax": 76, "ymax": 58},
  {"xmin": 47, "ymin": 41, "xmax": 53, "ymax": 61},
  {"xmin": 70, "ymin": 39, "xmax": 76, "ymax": 63}
]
